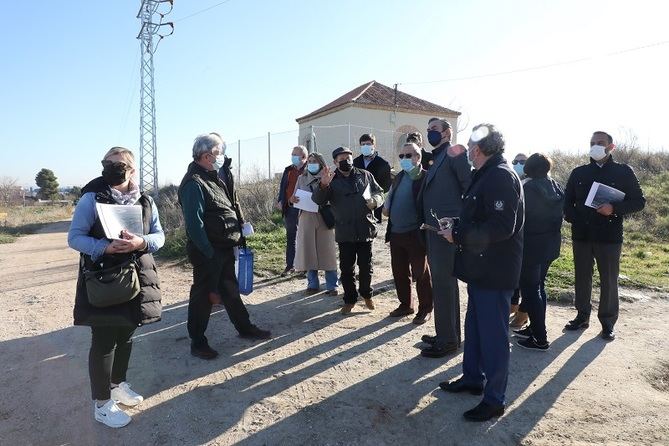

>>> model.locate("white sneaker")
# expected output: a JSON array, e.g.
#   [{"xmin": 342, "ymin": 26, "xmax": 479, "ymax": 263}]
[
  {"xmin": 94, "ymin": 400, "xmax": 131, "ymax": 428},
  {"xmin": 111, "ymin": 382, "xmax": 144, "ymax": 407}
]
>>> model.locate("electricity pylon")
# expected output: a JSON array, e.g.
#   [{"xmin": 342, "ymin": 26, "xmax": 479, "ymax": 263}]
[{"xmin": 136, "ymin": 0, "xmax": 173, "ymax": 194}]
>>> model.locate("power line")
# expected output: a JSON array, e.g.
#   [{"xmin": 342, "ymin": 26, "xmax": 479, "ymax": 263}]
[
  {"xmin": 399, "ymin": 38, "xmax": 669, "ymax": 86},
  {"xmin": 173, "ymin": 0, "xmax": 233, "ymax": 23}
]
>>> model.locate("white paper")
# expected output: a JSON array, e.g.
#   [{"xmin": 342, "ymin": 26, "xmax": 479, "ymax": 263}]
[
  {"xmin": 95, "ymin": 203, "xmax": 144, "ymax": 240},
  {"xmin": 293, "ymin": 189, "xmax": 319, "ymax": 213},
  {"xmin": 584, "ymin": 182, "xmax": 626, "ymax": 209},
  {"xmin": 362, "ymin": 184, "xmax": 372, "ymax": 200}
]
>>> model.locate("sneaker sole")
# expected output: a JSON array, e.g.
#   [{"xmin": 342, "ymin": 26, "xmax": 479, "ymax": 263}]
[
  {"xmin": 112, "ymin": 397, "xmax": 143, "ymax": 407},
  {"xmin": 517, "ymin": 342, "xmax": 550, "ymax": 351},
  {"xmin": 95, "ymin": 413, "xmax": 131, "ymax": 428},
  {"xmin": 512, "ymin": 332, "xmax": 532, "ymax": 340}
]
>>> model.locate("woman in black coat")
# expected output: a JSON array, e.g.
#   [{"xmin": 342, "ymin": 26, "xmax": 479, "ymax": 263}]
[
  {"xmin": 513, "ymin": 153, "xmax": 564, "ymax": 350},
  {"xmin": 68, "ymin": 147, "xmax": 164, "ymax": 428}
]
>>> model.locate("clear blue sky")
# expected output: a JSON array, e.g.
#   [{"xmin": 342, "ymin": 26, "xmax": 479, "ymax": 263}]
[{"xmin": 1, "ymin": 0, "xmax": 667, "ymax": 188}]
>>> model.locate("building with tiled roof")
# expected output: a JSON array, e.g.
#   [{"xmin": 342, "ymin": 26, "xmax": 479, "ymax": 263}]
[{"xmin": 296, "ymin": 81, "xmax": 460, "ymax": 165}]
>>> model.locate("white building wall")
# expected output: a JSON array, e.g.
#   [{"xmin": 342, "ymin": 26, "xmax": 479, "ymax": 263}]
[{"xmin": 298, "ymin": 106, "xmax": 458, "ymax": 170}]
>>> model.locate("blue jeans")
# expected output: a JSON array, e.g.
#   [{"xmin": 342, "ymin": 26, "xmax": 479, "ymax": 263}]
[
  {"xmin": 307, "ymin": 270, "xmax": 338, "ymax": 291},
  {"xmin": 462, "ymin": 284, "xmax": 512, "ymax": 407}
]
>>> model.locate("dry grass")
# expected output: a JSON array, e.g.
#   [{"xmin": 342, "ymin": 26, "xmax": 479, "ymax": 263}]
[{"xmin": 0, "ymin": 205, "xmax": 74, "ymax": 243}]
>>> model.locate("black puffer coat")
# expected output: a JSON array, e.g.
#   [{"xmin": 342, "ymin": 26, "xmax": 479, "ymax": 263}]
[
  {"xmin": 72, "ymin": 177, "xmax": 162, "ymax": 327},
  {"xmin": 522, "ymin": 177, "xmax": 564, "ymax": 266}
]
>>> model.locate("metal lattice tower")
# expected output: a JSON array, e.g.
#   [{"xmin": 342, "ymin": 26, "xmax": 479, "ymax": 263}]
[{"xmin": 136, "ymin": 0, "xmax": 173, "ymax": 193}]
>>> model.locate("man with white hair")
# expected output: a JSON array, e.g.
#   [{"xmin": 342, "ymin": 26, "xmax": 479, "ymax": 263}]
[{"xmin": 178, "ymin": 132, "xmax": 271, "ymax": 360}]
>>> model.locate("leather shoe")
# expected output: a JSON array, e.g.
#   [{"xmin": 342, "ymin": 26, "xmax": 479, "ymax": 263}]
[
  {"xmin": 239, "ymin": 325, "xmax": 271, "ymax": 340},
  {"xmin": 412, "ymin": 312, "xmax": 431, "ymax": 325},
  {"xmin": 439, "ymin": 377, "xmax": 483, "ymax": 395},
  {"xmin": 305, "ymin": 287, "xmax": 319, "ymax": 296},
  {"xmin": 564, "ymin": 317, "xmax": 589, "ymax": 331},
  {"xmin": 463, "ymin": 401, "xmax": 505, "ymax": 422},
  {"xmin": 421, "ymin": 334, "xmax": 437, "ymax": 345},
  {"xmin": 363, "ymin": 298, "xmax": 375, "ymax": 310},
  {"xmin": 389, "ymin": 306, "xmax": 414, "ymax": 317},
  {"xmin": 341, "ymin": 303, "xmax": 355, "ymax": 315},
  {"xmin": 421, "ymin": 343, "xmax": 458, "ymax": 358},
  {"xmin": 601, "ymin": 329, "xmax": 616, "ymax": 341},
  {"xmin": 190, "ymin": 344, "xmax": 218, "ymax": 360}
]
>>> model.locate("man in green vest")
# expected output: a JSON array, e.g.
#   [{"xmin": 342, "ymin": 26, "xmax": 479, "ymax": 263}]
[{"xmin": 178, "ymin": 133, "xmax": 271, "ymax": 360}]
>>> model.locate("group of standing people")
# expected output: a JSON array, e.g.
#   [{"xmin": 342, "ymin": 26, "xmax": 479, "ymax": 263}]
[{"xmin": 67, "ymin": 123, "xmax": 644, "ymax": 428}]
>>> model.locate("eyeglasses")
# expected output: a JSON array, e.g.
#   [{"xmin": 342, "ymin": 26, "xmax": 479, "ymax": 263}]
[
  {"xmin": 101, "ymin": 160, "xmax": 132, "ymax": 171},
  {"xmin": 398, "ymin": 153, "xmax": 414, "ymax": 159},
  {"xmin": 512, "ymin": 159, "xmax": 526, "ymax": 165}
]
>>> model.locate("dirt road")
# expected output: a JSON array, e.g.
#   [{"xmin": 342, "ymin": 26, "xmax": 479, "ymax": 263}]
[{"xmin": 1, "ymin": 221, "xmax": 668, "ymax": 445}]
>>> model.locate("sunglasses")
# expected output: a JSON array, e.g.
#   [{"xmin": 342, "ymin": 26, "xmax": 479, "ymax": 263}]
[
  {"xmin": 101, "ymin": 160, "xmax": 132, "ymax": 170},
  {"xmin": 512, "ymin": 159, "xmax": 526, "ymax": 165},
  {"xmin": 398, "ymin": 153, "xmax": 414, "ymax": 159}
]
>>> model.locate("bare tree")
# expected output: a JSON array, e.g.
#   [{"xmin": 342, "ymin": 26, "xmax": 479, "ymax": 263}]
[{"xmin": 0, "ymin": 176, "xmax": 20, "ymax": 206}]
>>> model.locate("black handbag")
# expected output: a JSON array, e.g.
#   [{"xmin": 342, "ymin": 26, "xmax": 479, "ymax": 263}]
[
  {"xmin": 319, "ymin": 205, "xmax": 336, "ymax": 229},
  {"xmin": 84, "ymin": 257, "xmax": 140, "ymax": 308}
]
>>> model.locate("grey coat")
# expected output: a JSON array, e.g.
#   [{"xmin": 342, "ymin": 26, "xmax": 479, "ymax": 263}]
[
  {"xmin": 312, "ymin": 167, "xmax": 384, "ymax": 243},
  {"xmin": 419, "ymin": 143, "xmax": 472, "ymax": 228}
]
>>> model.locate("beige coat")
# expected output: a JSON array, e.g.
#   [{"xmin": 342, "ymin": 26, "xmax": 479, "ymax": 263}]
[{"xmin": 293, "ymin": 172, "xmax": 337, "ymax": 271}]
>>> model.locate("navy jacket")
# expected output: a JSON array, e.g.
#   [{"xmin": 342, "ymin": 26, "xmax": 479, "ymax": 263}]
[
  {"xmin": 522, "ymin": 177, "xmax": 564, "ymax": 266},
  {"xmin": 452, "ymin": 154, "xmax": 525, "ymax": 290},
  {"xmin": 564, "ymin": 156, "xmax": 645, "ymax": 243},
  {"xmin": 353, "ymin": 154, "xmax": 392, "ymax": 192}
]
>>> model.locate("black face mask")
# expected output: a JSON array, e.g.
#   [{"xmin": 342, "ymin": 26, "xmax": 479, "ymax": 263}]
[
  {"xmin": 338, "ymin": 159, "xmax": 353, "ymax": 172},
  {"xmin": 102, "ymin": 163, "xmax": 128, "ymax": 186}
]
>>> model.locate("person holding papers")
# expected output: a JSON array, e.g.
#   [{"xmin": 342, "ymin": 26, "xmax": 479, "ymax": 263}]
[
  {"xmin": 68, "ymin": 147, "xmax": 164, "ymax": 428},
  {"xmin": 312, "ymin": 146, "xmax": 384, "ymax": 314},
  {"xmin": 289, "ymin": 152, "xmax": 338, "ymax": 296},
  {"xmin": 563, "ymin": 131, "xmax": 646, "ymax": 341}
]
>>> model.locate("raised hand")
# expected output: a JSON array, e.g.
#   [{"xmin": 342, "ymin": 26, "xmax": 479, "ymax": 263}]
[{"xmin": 320, "ymin": 164, "xmax": 336, "ymax": 187}]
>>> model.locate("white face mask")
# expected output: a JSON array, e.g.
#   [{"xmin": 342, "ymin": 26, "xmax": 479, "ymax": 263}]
[
  {"xmin": 589, "ymin": 145, "xmax": 607, "ymax": 161},
  {"xmin": 211, "ymin": 154, "xmax": 225, "ymax": 171}
]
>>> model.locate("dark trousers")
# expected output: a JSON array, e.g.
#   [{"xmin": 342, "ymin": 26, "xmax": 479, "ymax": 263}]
[
  {"xmin": 338, "ymin": 241, "xmax": 373, "ymax": 304},
  {"xmin": 426, "ymin": 231, "xmax": 460, "ymax": 347},
  {"xmin": 573, "ymin": 241, "xmax": 622, "ymax": 330},
  {"xmin": 462, "ymin": 285, "xmax": 512, "ymax": 407},
  {"xmin": 283, "ymin": 206, "xmax": 299, "ymax": 269},
  {"xmin": 389, "ymin": 230, "xmax": 433, "ymax": 314},
  {"xmin": 519, "ymin": 262, "xmax": 551, "ymax": 343},
  {"xmin": 89, "ymin": 325, "xmax": 136, "ymax": 400},
  {"xmin": 187, "ymin": 242, "xmax": 252, "ymax": 347}
]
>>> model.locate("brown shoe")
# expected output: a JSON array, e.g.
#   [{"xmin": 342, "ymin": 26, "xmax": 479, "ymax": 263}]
[
  {"xmin": 341, "ymin": 303, "xmax": 355, "ymax": 314},
  {"xmin": 363, "ymin": 298, "xmax": 375, "ymax": 310},
  {"xmin": 510, "ymin": 311, "xmax": 528, "ymax": 328},
  {"xmin": 412, "ymin": 311, "xmax": 432, "ymax": 325},
  {"xmin": 305, "ymin": 288, "xmax": 319, "ymax": 296}
]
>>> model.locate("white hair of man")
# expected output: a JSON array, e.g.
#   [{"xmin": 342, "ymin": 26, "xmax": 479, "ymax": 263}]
[
  {"xmin": 293, "ymin": 145, "xmax": 308, "ymax": 157},
  {"xmin": 192, "ymin": 133, "xmax": 224, "ymax": 160}
]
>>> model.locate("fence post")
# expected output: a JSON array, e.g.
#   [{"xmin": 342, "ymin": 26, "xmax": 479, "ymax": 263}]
[
  {"xmin": 267, "ymin": 131, "xmax": 271, "ymax": 180},
  {"xmin": 237, "ymin": 139, "xmax": 241, "ymax": 182},
  {"xmin": 348, "ymin": 123, "xmax": 351, "ymax": 148}
]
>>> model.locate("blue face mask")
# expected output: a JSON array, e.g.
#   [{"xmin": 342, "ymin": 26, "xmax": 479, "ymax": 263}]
[
  {"xmin": 307, "ymin": 163, "xmax": 321, "ymax": 174},
  {"xmin": 361, "ymin": 144, "xmax": 374, "ymax": 157},
  {"xmin": 427, "ymin": 130, "xmax": 443, "ymax": 147},
  {"xmin": 291, "ymin": 155, "xmax": 303, "ymax": 167},
  {"xmin": 399, "ymin": 158, "xmax": 415, "ymax": 172},
  {"xmin": 212, "ymin": 154, "xmax": 225, "ymax": 171},
  {"xmin": 513, "ymin": 163, "xmax": 525, "ymax": 177}
]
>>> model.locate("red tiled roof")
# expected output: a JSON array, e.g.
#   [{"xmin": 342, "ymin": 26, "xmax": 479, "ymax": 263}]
[{"xmin": 296, "ymin": 80, "xmax": 460, "ymax": 123}]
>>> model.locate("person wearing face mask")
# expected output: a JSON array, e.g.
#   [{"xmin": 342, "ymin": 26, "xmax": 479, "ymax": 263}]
[
  {"xmin": 289, "ymin": 152, "xmax": 338, "ymax": 296},
  {"xmin": 68, "ymin": 147, "xmax": 165, "ymax": 428},
  {"xmin": 178, "ymin": 133, "xmax": 271, "ymax": 361},
  {"xmin": 353, "ymin": 134, "xmax": 392, "ymax": 223},
  {"xmin": 312, "ymin": 146, "xmax": 384, "ymax": 314},
  {"xmin": 382, "ymin": 142, "xmax": 433, "ymax": 324},
  {"xmin": 418, "ymin": 117, "xmax": 472, "ymax": 358},
  {"xmin": 438, "ymin": 123, "xmax": 524, "ymax": 422},
  {"xmin": 276, "ymin": 145, "xmax": 308, "ymax": 275},
  {"xmin": 406, "ymin": 131, "xmax": 433, "ymax": 170},
  {"xmin": 563, "ymin": 131, "xmax": 645, "ymax": 341}
]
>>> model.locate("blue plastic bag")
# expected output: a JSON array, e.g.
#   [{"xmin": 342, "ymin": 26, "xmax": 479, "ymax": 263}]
[{"xmin": 237, "ymin": 247, "xmax": 254, "ymax": 295}]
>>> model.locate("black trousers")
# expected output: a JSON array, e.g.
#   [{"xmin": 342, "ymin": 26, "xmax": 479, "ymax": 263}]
[
  {"xmin": 573, "ymin": 240, "xmax": 622, "ymax": 330},
  {"xmin": 187, "ymin": 242, "xmax": 252, "ymax": 348},
  {"xmin": 338, "ymin": 241, "xmax": 373, "ymax": 304},
  {"xmin": 89, "ymin": 325, "xmax": 136, "ymax": 400},
  {"xmin": 519, "ymin": 262, "xmax": 551, "ymax": 343},
  {"xmin": 283, "ymin": 206, "xmax": 299, "ymax": 270}
]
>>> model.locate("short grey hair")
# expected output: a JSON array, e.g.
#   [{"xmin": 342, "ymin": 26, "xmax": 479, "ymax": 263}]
[
  {"xmin": 292, "ymin": 145, "xmax": 308, "ymax": 157},
  {"xmin": 192, "ymin": 133, "xmax": 224, "ymax": 160},
  {"xmin": 470, "ymin": 123, "xmax": 505, "ymax": 156},
  {"xmin": 402, "ymin": 142, "xmax": 421, "ymax": 156}
]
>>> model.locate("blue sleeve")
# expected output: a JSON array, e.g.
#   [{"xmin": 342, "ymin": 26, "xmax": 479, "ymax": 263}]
[
  {"xmin": 67, "ymin": 192, "xmax": 109, "ymax": 261},
  {"xmin": 180, "ymin": 181, "xmax": 214, "ymax": 258},
  {"xmin": 141, "ymin": 199, "xmax": 165, "ymax": 253}
]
